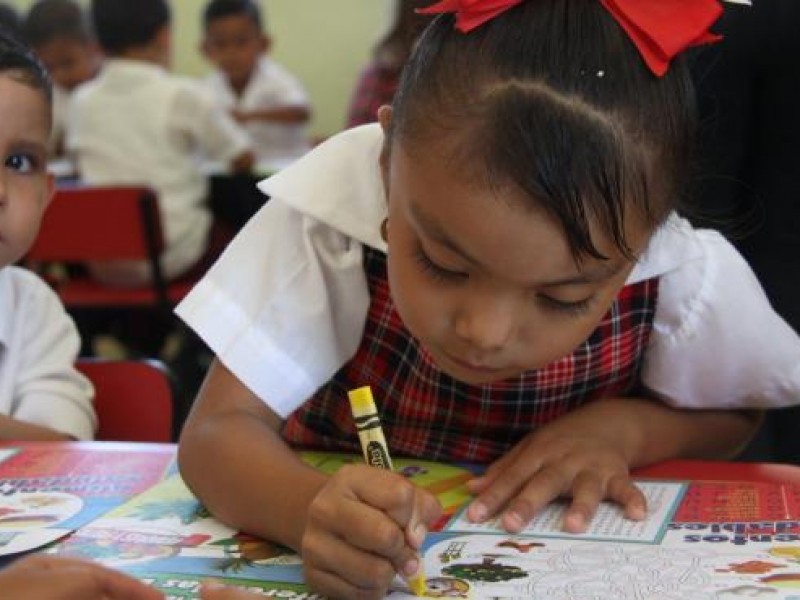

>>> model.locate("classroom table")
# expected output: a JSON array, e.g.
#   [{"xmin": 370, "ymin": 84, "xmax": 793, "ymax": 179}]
[
  {"xmin": 4, "ymin": 440, "xmax": 799, "ymax": 484},
  {"xmin": 2, "ymin": 441, "xmax": 800, "ymax": 598}
]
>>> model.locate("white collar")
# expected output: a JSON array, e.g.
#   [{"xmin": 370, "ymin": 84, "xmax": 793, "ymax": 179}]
[{"xmin": 258, "ymin": 124, "xmax": 388, "ymax": 252}]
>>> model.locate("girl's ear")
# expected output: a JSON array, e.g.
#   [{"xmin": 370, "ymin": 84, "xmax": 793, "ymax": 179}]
[{"xmin": 377, "ymin": 104, "xmax": 393, "ymax": 132}]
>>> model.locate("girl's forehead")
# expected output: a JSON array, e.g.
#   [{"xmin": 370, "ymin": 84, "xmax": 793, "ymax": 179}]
[{"xmin": 389, "ymin": 130, "xmax": 654, "ymax": 260}]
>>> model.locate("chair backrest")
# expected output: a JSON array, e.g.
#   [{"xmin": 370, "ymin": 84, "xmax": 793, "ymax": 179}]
[
  {"xmin": 77, "ymin": 358, "xmax": 174, "ymax": 443},
  {"xmin": 25, "ymin": 185, "xmax": 171, "ymax": 309},
  {"xmin": 28, "ymin": 186, "xmax": 164, "ymax": 261}
]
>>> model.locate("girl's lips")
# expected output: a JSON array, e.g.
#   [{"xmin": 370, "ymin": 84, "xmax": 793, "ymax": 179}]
[{"xmin": 443, "ymin": 351, "xmax": 504, "ymax": 374}]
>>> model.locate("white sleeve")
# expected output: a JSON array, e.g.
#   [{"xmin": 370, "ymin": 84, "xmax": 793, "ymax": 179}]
[
  {"xmin": 175, "ymin": 198, "xmax": 370, "ymax": 418},
  {"xmin": 13, "ymin": 272, "xmax": 96, "ymax": 440},
  {"xmin": 268, "ymin": 68, "xmax": 308, "ymax": 107},
  {"xmin": 170, "ymin": 82, "xmax": 251, "ymax": 164},
  {"xmin": 643, "ymin": 230, "xmax": 800, "ymax": 409}
]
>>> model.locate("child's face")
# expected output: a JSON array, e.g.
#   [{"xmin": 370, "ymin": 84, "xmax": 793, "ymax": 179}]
[
  {"xmin": 202, "ymin": 15, "xmax": 267, "ymax": 90},
  {"xmin": 34, "ymin": 37, "xmax": 100, "ymax": 91},
  {"xmin": 0, "ymin": 75, "xmax": 54, "ymax": 269},
  {"xmin": 382, "ymin": 132, "xmax": 647, "ymax": 386}
]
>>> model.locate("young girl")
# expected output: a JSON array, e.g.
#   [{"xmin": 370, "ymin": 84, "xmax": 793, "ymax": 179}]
[{"xmin": 177, "ymin": 1, "xmax": 800, "ymax": 598}]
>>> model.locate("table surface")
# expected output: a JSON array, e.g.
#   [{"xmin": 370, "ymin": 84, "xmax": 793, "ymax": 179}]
[{"xmin": 3, "ymin": 440, "xmax": 799, "ymax": 484}]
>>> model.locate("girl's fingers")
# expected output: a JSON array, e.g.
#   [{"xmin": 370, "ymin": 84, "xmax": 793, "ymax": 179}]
[
  {"xmin": 561, "ymin": 472, "xmax": 606, "ymax": 533},
  {"xmin": 304, "ymin": 525, "xmax": 396, "ymax": 591},
  {"xmin": 607, "ymin": 474, "xmax": 648, "ymax": 520},
  {"xmin": 496, "ymin": 465, "xmax": 571, "ymax": 532},
  {"xmin": 305, "ymin": 562, "xmax": 389, "ymax": 600},
  {"xmin": 467, "ymin": 459, "xmax": 553, "ymax": 527},
  {"xmin": 4, "ymin": 555, "xmax": 163, "ymax": 600}
]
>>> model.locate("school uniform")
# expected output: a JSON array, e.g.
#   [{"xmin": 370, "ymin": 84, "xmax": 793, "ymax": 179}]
[
  {"xmin": 203, "ymin": 56, "xmax": 310, "ymax": 166},
  {"xmin": 49, "ymin": 85, "xmax": 68, "ymax": 156},
  {"xmin": 66, "ymin": 59, "xmax": 251, "ymax": 286},
  {"xmin": 177, "ymin": 124, "xmax": 800, "ymax": 463},
  {"xmin": 0, "ymin": 267, "xmax": 95, "ymax": 440}
]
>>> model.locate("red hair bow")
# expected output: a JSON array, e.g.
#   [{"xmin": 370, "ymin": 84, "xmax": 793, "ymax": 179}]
[{"xmin": 418, "ymin": 0, "xmax": 723, "ymax": 77}]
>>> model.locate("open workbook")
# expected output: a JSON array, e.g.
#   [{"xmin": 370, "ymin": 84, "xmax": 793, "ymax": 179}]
[{"xmin": 21, "ymin": 451, "xmax": 800, "ymax": 599}]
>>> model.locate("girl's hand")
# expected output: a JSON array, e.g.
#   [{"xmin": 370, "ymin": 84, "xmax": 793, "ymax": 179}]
[
  {"xmin": 0, "ymin": 554, "xmax": 163, "ymax": 600},
  {"xmin": 466, "ymin": 425, "xmax": 647, "ymax": 534},
  {"xmin": 301, "ymin": 463, "xmax": 441, "ymax": 600}
]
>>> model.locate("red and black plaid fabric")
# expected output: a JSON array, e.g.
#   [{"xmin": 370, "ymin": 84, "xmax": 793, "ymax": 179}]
[{"xmin": 283, "ymin": 247, "xmax": 659, "ymax": 463}]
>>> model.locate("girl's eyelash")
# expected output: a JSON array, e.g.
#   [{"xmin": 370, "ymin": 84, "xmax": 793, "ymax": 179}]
[
  {"xmin": 539, "ymin": 295, "xmax": 594, "ymax": 316},
  {"xmin": 413, "ymin": 244, "xmax": 594, "ymax": 315},
  {"xmin": 413, "ymin": 246, "xmax": 466, "ymax": 282}
]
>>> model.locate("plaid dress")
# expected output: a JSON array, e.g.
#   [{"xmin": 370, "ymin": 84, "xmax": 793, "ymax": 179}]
[{"xmin": 282, "ymin": 247, "xmax": 659, "ymax": 463}]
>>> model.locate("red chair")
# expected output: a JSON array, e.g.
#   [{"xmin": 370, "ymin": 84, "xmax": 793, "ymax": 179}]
[
  {"xmin": 77, "ymin": 358, "xmax": 174, "ymax": 443},
  {"xmin": 25, "ymin": 186, "xmax": 197, "ymax": 312}
]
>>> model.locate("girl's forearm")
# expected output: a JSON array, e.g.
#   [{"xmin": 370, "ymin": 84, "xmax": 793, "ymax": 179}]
[
  {"xmin": 178, "ymin": 411, "xmax": 326, "ymax": 551},
  {"xmin": 539, "ymin": 397, "xmax": 761, "ymax": 468}
]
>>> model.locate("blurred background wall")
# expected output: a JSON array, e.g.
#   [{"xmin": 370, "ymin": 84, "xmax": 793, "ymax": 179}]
[{"xmin": 7, "ymin": 0, "xmax": 395, "ymax": 138}]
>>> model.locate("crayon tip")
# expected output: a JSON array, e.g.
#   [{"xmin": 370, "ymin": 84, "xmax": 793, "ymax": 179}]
[{"xmin": 407, "ymin": 571, "xmax": 427, "ymax": 597}]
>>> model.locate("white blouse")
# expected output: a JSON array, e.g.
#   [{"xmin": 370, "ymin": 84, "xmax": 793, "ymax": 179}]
[
  {"xmin": 176, "ymin": 125, "xmax": 800, "ymax": 419},
  {"xmin": 0, "ymin": 267, "xmax": 96, "ymax": 439}
]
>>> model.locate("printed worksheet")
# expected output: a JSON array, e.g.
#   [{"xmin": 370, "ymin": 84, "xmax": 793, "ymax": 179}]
[{"xmin": 444, "ymin": 481, "xmax": 686, "ymax": 544}]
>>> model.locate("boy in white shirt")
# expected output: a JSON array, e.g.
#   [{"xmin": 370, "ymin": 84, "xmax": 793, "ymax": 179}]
[
  {"xmin": 0, "ymin": 28, "xmax": 95, "ymax": 440},
  {"xmin": 201, "ymin": 0, "xmax": 311, "ymax": 168},
  {"xmin": 23, "ymin": 0, "xmax": 102, "ymax": 157},
  {"xmin": 67, "ymin": 0, "xmax": 253, "ymax": 287}
]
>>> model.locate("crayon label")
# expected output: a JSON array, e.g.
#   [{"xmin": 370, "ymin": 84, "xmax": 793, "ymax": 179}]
[{"xmin": 366, "ymin": 441, "xmax": 392, "ymax": 470}]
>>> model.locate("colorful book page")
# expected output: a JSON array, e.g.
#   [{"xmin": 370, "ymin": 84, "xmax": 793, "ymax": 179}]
[
  {"xmin": 674, "ymin": 480, "xmax": 800, "ymax": 523},
  {"xmin": 44, "ymin": 451, "xmax": 800, "ymax": 599},
  {"xmin": 0, "ymin": 443, "xmax": 175, "ymax": 557}
]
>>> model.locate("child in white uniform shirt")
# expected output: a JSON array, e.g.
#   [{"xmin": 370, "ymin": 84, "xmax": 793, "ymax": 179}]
[
  {"xmin": 177, "ymin": 2, "xmax": 800, "ymax": 598},
  {"xmin": 201, "ymin": 0, "xmax": 311, "ymax": 167},
  {"xmin": 23, "ymin": 0, "xmax": 102, "ymax": 158},
  {"xmin": 67, "ymin": 0, "xmax": 253, "ymax": 287},
  {"xmin": 0, "ymin": 29, "xmax": 95, "ymax": 441}
]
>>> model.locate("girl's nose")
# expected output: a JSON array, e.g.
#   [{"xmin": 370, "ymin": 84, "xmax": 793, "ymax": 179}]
[{"xmin": 453, "ymin": 295, "xmax": 515, "ymax": 352}]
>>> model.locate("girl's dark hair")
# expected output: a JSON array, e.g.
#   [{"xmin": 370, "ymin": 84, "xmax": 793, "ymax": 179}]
[
  {"xmin": 391, "ymin": 0, "xmax": 697, "ymax": 259},
  {"xmin": 0, "ymin": 25, "xmax": 52, "ymax": 107},
  {"xmin": 24, "ymin": 0, "xmax": 93, "ymax": 48},
  {"xmin": 203, "ymin": 0, "xmax": 263, "ymax": 31},
  {"xmin": 91, "ymin": 0, "xmax": 170, "ymax": 55}
]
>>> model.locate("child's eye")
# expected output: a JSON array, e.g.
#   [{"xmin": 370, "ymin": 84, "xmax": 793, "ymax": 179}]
[
  {"xmin": 539, "ymin": 294, "xmax": 594, "ymax": 316},
  {"xmin": 413, "ymin": 245, "xmax": 468, "ymax": 283},
  {"xmin": 5, "ymin": 154, "xmax": 37, "ymax": 173}
]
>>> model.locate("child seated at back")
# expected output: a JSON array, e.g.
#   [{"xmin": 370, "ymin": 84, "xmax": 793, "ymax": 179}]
[
  {"xmin": 0, "ymin": 3, "xmax": 19, "ymax": 35},
  {"xmin": 23, "ymin": 0, "xmax": 102, "ymax": 158},
  {"xmin": 201, "ymin": 0, "xmax": 311, "ymax": 168},
  {"xmin": 0, "ymin": 27, "xmax": 95, "ymax": 441},
  {"xmin": 66, "ymin": 0, "xmax": 253, "ymax": 287},
  {"xmin": 176, "ymin": 1, "xmax": 800, "ymax": 598}
]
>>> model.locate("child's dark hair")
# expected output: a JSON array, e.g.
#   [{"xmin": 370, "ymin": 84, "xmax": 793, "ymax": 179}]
[
  {"xmin": 90, "ymin": 0, "xmax": 170, "ymax": 55},
  {"xmin": 391, "ymin": 0, "xmax": 696, "ymax": 260},
  {"xmin": 0, "ymin": 3, "xmax": 21, "ymax": 36},
  {"xmin": 203, "ymin": 0, "xmax": 263, "ymax": 31},
  {"xmin": 24, "ymin": 0, "xmax": 92, "ymax": 48},
  {"xmin": 0, "ymin": 25, "xmax": 52, "ymax": 107}
]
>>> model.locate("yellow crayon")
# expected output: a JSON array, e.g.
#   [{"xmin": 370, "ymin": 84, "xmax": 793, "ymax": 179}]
[{"xmin": 347, "ymin": 386, "xmax": 427, "ymax": 598}]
